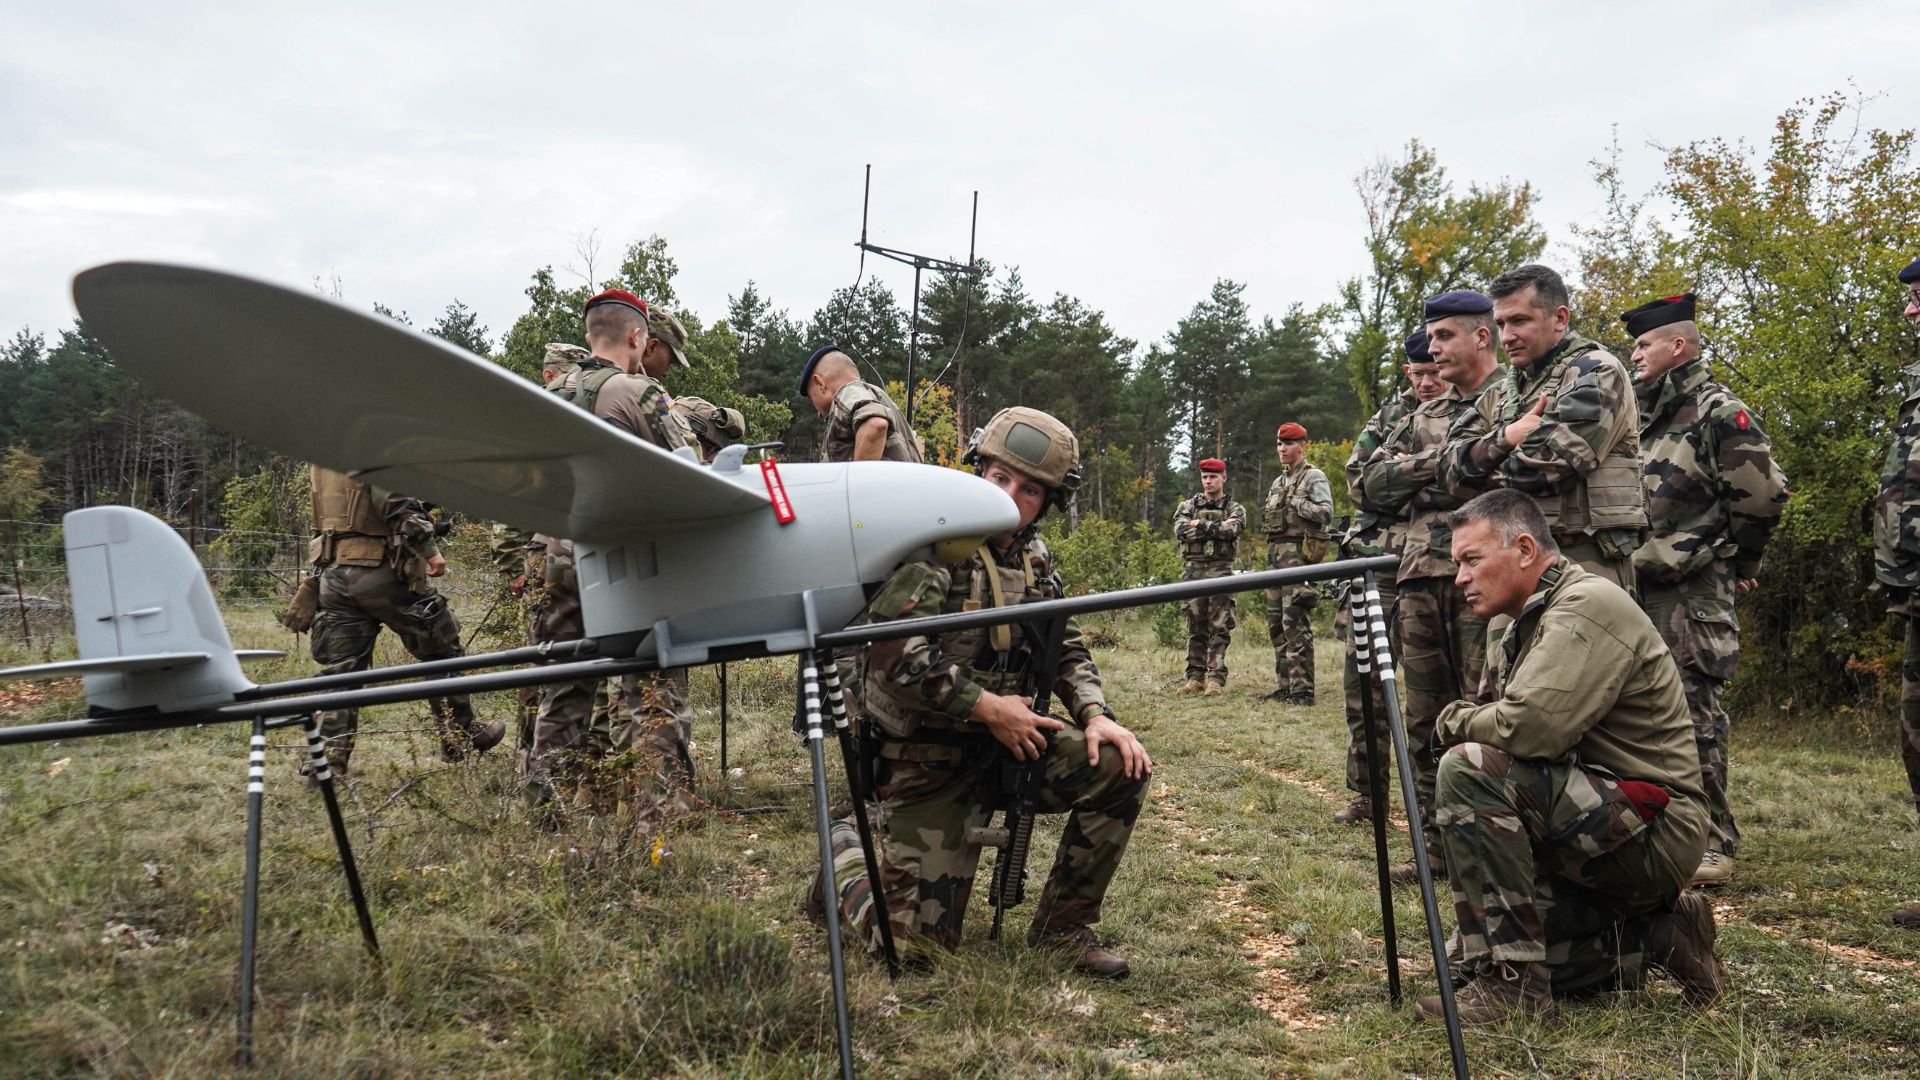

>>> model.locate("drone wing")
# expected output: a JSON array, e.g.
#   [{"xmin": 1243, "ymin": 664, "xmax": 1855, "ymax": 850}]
[{"xmin": 70, "ymin": 262, "xmax": 768, "ymax": 541}]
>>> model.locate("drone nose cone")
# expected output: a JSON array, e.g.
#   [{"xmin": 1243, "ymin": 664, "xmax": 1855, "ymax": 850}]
[{"xmin": 845, "ymin": 463, "xmax": 1019, "ymax": 578}]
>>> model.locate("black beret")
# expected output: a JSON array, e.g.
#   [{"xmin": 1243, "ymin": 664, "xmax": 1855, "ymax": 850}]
[
  {"xmin": 798, "ymin": 343, "xmax": 845, "ymax": 396},
  {"xmin": 1619, "ymin": 293, "xmax": 1697, "ymax": 339},
  {"xmin": 1899, "ymin": 257, "xmax": 1920, "ymax": 285},
  {"xmin": 1423, "ymin": 289, "xmax": 1493, "ymax": 321},
  {"xmin": 1403, "ymin": 327, "xmax": 1432, "ymax": 363}
]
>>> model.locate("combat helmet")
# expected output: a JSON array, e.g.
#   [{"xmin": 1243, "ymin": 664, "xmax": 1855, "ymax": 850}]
[{"xmin": 963, "ymin": 406, "xmax": 1081, "ymax": 512}]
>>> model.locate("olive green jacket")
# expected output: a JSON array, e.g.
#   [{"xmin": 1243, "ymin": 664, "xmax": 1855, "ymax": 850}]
[{"xmin": 1435, "ymin": 558, "xmax": 1708, "ymax": 879}]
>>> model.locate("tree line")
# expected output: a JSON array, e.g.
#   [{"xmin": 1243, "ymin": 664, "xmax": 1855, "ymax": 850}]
[{"xmin": 2, "ymin": 89, "xmax": 1916, "ymax": 710}]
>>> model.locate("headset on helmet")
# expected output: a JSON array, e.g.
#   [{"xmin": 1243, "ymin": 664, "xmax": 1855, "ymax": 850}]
[{"xmin": 962, "ymin": 406, "xmax": 1082, "ymax": 512}]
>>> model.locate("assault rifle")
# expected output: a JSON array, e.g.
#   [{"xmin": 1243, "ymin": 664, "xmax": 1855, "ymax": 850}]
[{"xmin": 974, "ymin": 604, "xmax": 1071, "ymax": 941}]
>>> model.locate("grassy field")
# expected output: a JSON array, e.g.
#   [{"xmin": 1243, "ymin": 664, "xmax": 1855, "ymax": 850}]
[{"xmin": 3, "ymin": 590, "xmax": 1920, "ymax": 1078}]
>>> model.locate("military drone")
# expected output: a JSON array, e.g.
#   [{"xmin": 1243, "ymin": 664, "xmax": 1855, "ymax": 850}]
[{"xmin": 0, "ymin": 264, "xmax": 1469, "ymax": 1079}]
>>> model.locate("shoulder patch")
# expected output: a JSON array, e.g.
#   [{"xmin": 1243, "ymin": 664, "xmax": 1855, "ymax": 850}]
[{"xmin": 1734, "ymin": 409, "xmax": 1749, "ymax": 430}]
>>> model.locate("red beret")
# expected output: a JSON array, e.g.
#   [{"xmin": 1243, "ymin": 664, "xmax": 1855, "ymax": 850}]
[
  {"xmin": 583, "ymin": 288, "xmax": 649, "ymax": 319},
  {"xmin": 1276, "ymin": 422, "xmax": 1308, "ymax": 441},
  {"xmin": 1198, "ymin": 458, "xmax": 1226, "ymax": 474}
]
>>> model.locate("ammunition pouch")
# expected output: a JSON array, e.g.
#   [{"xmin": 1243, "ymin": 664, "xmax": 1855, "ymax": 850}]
[{"xmin": 281, "ymin": 574, "xmax": 320, "ymax": 633}]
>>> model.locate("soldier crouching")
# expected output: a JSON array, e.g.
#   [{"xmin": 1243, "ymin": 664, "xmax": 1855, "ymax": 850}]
[
  {"xmin": 1416, "ymin": 490, "xmax": 1720, "ymax": 1023},
  {"xmin": 810, "ymin": 407, "xmax": 1153, "ymax": 978}
]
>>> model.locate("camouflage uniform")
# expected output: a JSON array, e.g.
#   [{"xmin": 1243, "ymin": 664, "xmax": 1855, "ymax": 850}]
[
  {"xmin": 1336, "ymin": 391, "xmax": 1416, "ymax": 793},
  {"xmin": 530, "ymin": 357, "xmax": 697, "ymax": 816},
  {"xmin": 306, "ymin": 466, "xmax": 473, "ymax": 765},
  {"xmin": 819, "ymin": 380, "xmax": 924, "ymax": 464},
  {"xmin": 1875, "ymin": 358, "xmax": 1920, "ymax": 820},
  {"xmin": 1635, "ymin": 358, "xmax": 1788, "ymax": 854},
  {"xmin": 1439, "ymin": 334, "xmax": 1649, "ymax": 591},
  {"xmin": 1263, "ymin": 461, "xmax": 1334, "ymax": 701},
  {"xmin": 1359, "ymin": 386, "xmax": 1493, "ymax": 839},
  {"xmin": 1173, "ymin": 491, "xmax": 1246, "ymax": 686},
  {"xmin": 670, "ymin": 395, "xmax": 747, "ymax": 463},
  {"xmin": 1432, "ymin": 559, "xmax": 1708, "ymax": 991},
  {"xmin": 827, "ymin": 537, "xmax": 1146, "ymax": 955}
]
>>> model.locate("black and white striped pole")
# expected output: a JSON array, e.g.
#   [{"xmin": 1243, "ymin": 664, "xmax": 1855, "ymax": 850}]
[
  {"xmin": 1347, "ymin": 579, "xmax": 1401, "ymax": 1004},
  {"xmin": 816, "ymin": 651, "xmax": 901, "ymax": 979},
  {"xmin": 235, "ymin": 715, "xmax": 267, "ymax": 1066},
  {"xmin": 299, "ymin": 717, "xmax": 379, "ymax": 960},
  {"xmin": 1361, "ymin": 570, "xmax": 1468, "ymax": 1080},
  {"xmin": 798, "ymin": 654, "xmax": 857, "ymax": 1080}
]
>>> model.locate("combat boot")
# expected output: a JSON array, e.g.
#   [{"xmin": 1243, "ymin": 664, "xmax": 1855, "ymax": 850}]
[
  {"xmin": 1893, "ymin": 904, "xmax": 1920, "ymax": 930},
  {"xmin": 1646, "ymin": 891, "xmax": 1724, "ymax": 1006},
  {"xmin": 1689, "ymin": 848, "xmax": 1734, "ymax": 886},
  {"xmin": 1333, "ymin": 794, "xmax": 1372, "ymax": 824},
  {"xmin": 440, "ymin": 717, "xmax": 507, "ymax": 762},
  {"xmin": 1416, "ymin": 959, "xmax": 1554, "ymax": 1023},
  {"xmin": 1201, "ymin": 682, "xmax": 1223, "ymax": 697},
  {"xmin": 1032, "ymin": 925, "xmax": 1130, "ymax": 980},
  {"xmin": 1178, "ymin": 679, "xmax": 1205, "ymax": 695}
]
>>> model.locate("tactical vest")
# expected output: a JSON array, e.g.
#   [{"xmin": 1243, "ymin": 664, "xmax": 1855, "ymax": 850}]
[
  {"xmin": 1263, "ymin": 465, "xmax": 1331, "ymax": 539},
  {"xmin": 550, "ymin": 358, "xmax": 695, "ymax": 447},
  {"xmin": 1502, "ymin": 340, "xmax": 1647, "ymax": 537},
  {"xmin": 1181, "ymin": 498, "xmax": 1237, "ymax": 562},
  {"xmin": 309, "ymin": 466, "xmax": 390, "ymax": 567},
  {"xmin": 549, "ymin": 360, "xmax": 625, "ymax": 414},
  {"xmin": 864, "ymin": 545, "xmax": 1041, "ymax": 741}
]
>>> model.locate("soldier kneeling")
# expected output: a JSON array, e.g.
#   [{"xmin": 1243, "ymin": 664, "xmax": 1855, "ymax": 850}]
[
  {"xmin": 809, "ymin": 407, "xmax": 1153, "ymax": 978},
  {"xmin": 1417, "ymin": 490, "xmax": 1723, "ymax": 1023}
]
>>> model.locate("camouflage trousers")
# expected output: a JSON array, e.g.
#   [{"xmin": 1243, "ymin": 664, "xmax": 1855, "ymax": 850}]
[
  {"xmin": 529, "ymin": 551, "xmax": 695, "ymax": 816},
  {"xmin": 1643, "ymin": 581, "xmax": 1742, "ymax": 853},
  {"xmin": 1902, "ymin": 616, "xmax": 1920, "ymax": 821},
  {"xmin": 1265, "ymin": 539, "xmax": 1319, "ymax": 699},
  {"xmin": 1393, "ymin": 576, "xmax": 1489, "ymax": 843},
  {"xmin": 1336, "ymin": 575, "xmax": 1396, "ymax": 794},
  {"xmin": 310, "ymin": 563, "xmax": 473, "ymax": 759},
  {"xmin": 1434, "ymin": 743, "xmax": 1691, "ymax": 991},
  {"xmin": 830, "ymin": 726, "xmax": 1148, "ymax": 956},
  {"xmin": 1181, "ymin": 562, "xmax": 1236, "ymax": 685}
]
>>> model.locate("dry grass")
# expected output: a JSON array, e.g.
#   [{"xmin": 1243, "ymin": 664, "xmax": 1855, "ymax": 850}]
[{"xmin": 3, "ymin": 585, "xmax": 1919, "ymax": 1078}]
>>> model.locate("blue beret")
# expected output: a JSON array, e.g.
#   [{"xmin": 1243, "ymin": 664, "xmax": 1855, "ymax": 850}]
[
  {"xmin": 1900, "ymin": 257, "xmax": 1920, "ymax": 285},
  {"xmin": 1423, "ymin": 289, "xmax": 1493, "ymax": 321},
  {"xmin": 1403, "ymin": 327, "xmax": 1432, "ymax": 363},
  {"xmin": 798, "ymin": 343, "xmax": 844, "ymax": 396}
]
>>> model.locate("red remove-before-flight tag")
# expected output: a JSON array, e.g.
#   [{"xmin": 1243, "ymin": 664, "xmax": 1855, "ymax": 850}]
[{"xmin": 761, "ymin": 459, "xmax": 796, "ymax": 524}]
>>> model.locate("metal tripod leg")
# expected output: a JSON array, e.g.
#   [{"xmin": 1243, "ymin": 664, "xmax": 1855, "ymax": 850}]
[
  {"xmin": 236, "ymin": 715, "xmax": 266, "ymax": 1066},
  {"xmin": 816, "ymin": 650, "xmax": 901, "ymax": 979},
  {"xmin": 799, "ymin": 655, "xmax": 857, "ymax": 1080},
  {"xmin": 300, "ymin": 716, "xmax": 380, "ymax": 960},
  {"xmin": 1348, "ymin": 579, "xmax": 1400, "ymax": 1004},
  {"xmin": 719, "ymin": 662, "xmax": 730, "ymax": 775},
  {"xmin": 1363, "ymin": 571, "xmax": 1469, "ymax": 1080}
]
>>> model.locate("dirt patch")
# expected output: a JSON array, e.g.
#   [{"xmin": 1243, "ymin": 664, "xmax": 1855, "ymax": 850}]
[
  {"xmin": 1212, "ymin": 878, "xmax": 1332, "ymax": 1031},
  {"xmin": 1715, "ymin": 900, "xmax": 1920, "ymax": 982}
]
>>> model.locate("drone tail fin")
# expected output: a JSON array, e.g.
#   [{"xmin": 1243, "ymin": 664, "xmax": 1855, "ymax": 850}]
[{"xmin": 60, "ymin": 506, "xmax": 253, "ymax": 714}]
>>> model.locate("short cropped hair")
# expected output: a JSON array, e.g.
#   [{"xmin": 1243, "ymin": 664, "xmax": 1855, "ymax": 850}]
[
  {"xmin": 1488, "ymin": 264, "xmax": 1570, "ymax": 315},
  {"xmin": 584, "ymin": 301, "xmax": 645, "ymax": 343},
  {"xmin": 1448, "ymin": 489, "xmax": 1559, "ymax": 554}
]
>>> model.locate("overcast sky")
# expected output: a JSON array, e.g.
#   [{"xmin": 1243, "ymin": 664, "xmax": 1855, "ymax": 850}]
[{"xmin": 4, "ymin": 2, "xmax": 1915, "ymax": 363}]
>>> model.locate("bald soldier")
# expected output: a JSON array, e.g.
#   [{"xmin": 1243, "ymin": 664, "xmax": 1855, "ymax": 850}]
[
  {"xmin": 1625, "ymin": 292, "xmax": 1787, "ymax": 886},
  {"xmin": 1417, "ymin": 490, "xmax": 1720, "ymax": 1024},
  {"xmin": 1439, "ymin": 264, "xmax": 1649, "ymax": 591},
  {"xmin": 799, "ymin": 344, "xmax": 924, "ymax": 463},
  {"xmin": 1875, "ymin": 255, "xmax": 1920, "ymax": 931},
  {"xmin": 527, "ymin": 288, "xmax": 696, "ymax": 820}
]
